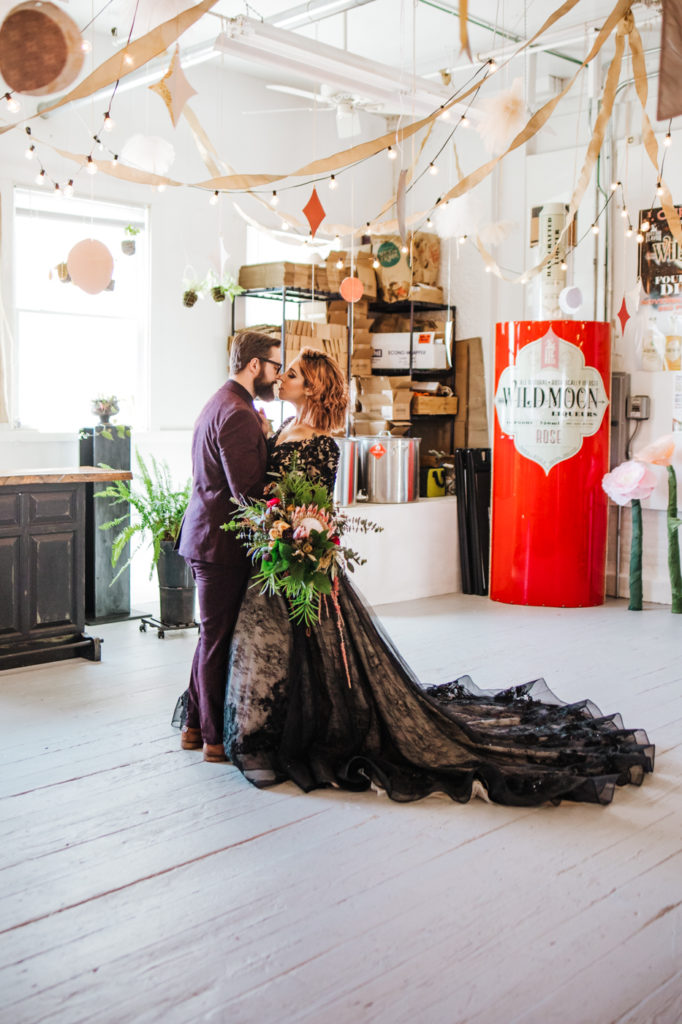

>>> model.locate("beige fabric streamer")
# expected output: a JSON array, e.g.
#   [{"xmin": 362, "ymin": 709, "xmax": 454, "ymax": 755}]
[
  {"xmin": 628, "ymin": 20, "xmax": 682, "ymax": 247},
  {"xmin": 460, "ymin": 1, "xmax": 472, "ymax": 61}
]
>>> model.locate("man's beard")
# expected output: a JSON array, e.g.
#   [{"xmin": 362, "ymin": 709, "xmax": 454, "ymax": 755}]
[{"xmin": 254, "ymin": 370, "xmax": 276, "ymax": 402}]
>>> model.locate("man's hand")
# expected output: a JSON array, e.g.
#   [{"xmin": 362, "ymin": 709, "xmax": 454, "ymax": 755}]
[{"xmin": 257, "ymin": 408, "xmax": 271, "ymax": 437}]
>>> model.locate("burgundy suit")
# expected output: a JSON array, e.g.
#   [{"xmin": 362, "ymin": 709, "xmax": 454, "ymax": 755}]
[{"xmin": 179, "ymin": 380, "xmax": 267, "ymax": 744}]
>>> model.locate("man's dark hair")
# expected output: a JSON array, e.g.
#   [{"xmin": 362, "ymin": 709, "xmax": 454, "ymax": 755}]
[{"xmin": 230, "ymin": 331, "xmax": 281, "ymax": 375}]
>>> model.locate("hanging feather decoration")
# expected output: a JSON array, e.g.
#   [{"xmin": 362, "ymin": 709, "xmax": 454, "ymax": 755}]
[{"xmin": 475, "ymin": 77, "xmax": 527, "ymax": 155}]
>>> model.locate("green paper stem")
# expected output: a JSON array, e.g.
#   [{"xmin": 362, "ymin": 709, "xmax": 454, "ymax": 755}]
[
  {"xmin": 667, "ymin": 465, "xmax": 682, "ymax": 614},
  {"xmin": 628, "ymin": 498, "xmax": 643, "ymax": 611}
]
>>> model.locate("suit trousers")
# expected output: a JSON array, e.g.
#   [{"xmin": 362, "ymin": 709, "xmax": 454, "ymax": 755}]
[{"xmin": 186, "ymin": 558, "xmax": 250, "ymax": 746}]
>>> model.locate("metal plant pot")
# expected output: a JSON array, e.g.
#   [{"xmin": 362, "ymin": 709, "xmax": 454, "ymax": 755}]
[{"xmin": 157, "ymin": 541, "xmax": 196, "ymax": 625}]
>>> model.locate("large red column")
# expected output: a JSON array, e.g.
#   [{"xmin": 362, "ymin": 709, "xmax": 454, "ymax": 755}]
[{"xmin": 490, "ymin": 320, "xmax": 611, "ymax": 607}]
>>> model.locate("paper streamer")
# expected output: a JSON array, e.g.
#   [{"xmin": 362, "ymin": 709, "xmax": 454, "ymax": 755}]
[
  {"xmin": 0, "ymin": 0, "xmax": 221, "ymax": 134},
  {"xmin": 459, "ymin": 0, "xmax": 472, "ymax": 61}
]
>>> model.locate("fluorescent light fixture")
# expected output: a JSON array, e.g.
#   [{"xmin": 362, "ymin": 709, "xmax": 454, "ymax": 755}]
[
  {"xmin": 266, "ymin": 0, "xmax": 378, "ymax": 30},
  {"xmin": 214, "ymin": 17, "xmax": 452, "ymax": 116}
]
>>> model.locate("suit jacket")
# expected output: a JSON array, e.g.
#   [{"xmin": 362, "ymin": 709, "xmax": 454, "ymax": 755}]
[{"xmin": 178, "ymin": 379, "xmax": 267, "ymax": 565}]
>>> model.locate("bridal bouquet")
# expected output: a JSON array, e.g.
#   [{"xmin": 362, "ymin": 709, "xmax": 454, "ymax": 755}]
[{"xmin": 222, "ymin": 461, "xmax": 381, "ymax": 627}]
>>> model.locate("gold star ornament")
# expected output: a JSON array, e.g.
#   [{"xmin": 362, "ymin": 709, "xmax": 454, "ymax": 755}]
[{"xmin": 149, "ymin": 45, "xmax": 197, "ymax": 127}]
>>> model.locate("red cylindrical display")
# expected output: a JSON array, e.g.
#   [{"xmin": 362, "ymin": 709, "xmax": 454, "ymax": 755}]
[{"xmin": 490, "ymin": 320, "xmax": 611, "ymax": 607}]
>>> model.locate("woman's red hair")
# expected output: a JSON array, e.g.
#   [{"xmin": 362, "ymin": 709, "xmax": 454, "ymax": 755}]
[{"xmin": 297, "ymin": 347, "xmax": 349, "ymax": 433}]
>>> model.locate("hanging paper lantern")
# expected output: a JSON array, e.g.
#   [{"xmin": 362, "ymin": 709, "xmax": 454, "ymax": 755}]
[
  {"xmin": 340, "ymin": 276, "xmax": 364, "ymax": 303},
  {"xmin": 0, "ymin": 2, "xmax": 84, "ymax": 95},
  {"xmin": 67, "ymin": 239, "xmax": 114, "ymax": 295}
]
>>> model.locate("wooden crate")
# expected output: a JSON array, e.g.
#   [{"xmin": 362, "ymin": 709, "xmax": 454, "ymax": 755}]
[{"xmin": 411, "ymin": 394, "xmax": 459, "ymax": 416}]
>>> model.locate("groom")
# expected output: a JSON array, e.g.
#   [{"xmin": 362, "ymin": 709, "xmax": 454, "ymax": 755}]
[{"xmin": 178, "ymin": 331, "xmax": 282, "ymax": 762}]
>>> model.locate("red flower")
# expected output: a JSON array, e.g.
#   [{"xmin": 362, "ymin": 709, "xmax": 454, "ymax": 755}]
[
  {"xmin": 266, "ymin": 498, "xmax": 281, "ymax": 508},
  {"xmin": 331, "ymin": 536, "xmax": 341, "ymax": 545}
]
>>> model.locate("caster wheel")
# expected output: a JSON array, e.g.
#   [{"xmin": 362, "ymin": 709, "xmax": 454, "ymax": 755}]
[
  {"xmin": 157, "ymin": 630, "xmax": 165, "ymax": 639},
  {"xmin": 139, "ymin": 622, "xmax": 147, "ymax": 632}
]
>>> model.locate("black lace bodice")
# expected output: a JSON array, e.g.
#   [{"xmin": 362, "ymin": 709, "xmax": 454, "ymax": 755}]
[{"xmin": 267, "ymin": 419, "xmax": 340, "ymax": 493}]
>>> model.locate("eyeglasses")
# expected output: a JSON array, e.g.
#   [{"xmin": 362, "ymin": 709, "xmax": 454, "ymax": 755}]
[{"xmin": 260, "ymin": 357, "xmax": 282, "ymax": 374}]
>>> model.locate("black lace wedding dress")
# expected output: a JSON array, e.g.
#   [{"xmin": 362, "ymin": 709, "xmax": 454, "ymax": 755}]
[{"xmin": 174, "ymin": 425, "xmax": 654, "ymax": 806}]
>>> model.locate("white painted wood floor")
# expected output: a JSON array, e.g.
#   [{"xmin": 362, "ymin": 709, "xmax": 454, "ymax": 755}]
[{"xmin": 1, "ymin": 594, "xmax": 680, "ymax": 1024}]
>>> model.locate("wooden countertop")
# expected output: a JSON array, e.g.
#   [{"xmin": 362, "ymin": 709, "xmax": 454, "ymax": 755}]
[{"xmin": 0, "ymin": 467, "xmax": 134, "ymax": 486}]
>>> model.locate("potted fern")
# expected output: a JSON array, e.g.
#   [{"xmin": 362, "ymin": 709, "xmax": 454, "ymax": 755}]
[
  {"xmin": 96, "ymin": 451, "xmax": 195, "ymax": 626},
  {"xmin": 121, "ymin": 225, "xmax": 140, "ymax": 255}
]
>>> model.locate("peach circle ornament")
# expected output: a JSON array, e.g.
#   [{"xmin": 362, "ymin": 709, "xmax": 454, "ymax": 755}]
[
  {"xmin": 67, "ymin": 240, "xmax": 114, "ymax": 295},
  {"xmin": 340, "ymin": 276, "xmax": 364, "ymax": 303},
  {"xmin": 0, "ymin": 2, "xmax": 84, "ymax": 95}
]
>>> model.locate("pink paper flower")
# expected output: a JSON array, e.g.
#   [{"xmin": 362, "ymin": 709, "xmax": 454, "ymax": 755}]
[
  {"xmin": 636, "ymin": 434, "xmax": 676, "ymax": 466},
  {"xmin": 266, "ymin": 497, "xmax": 281, "ymax": 508},
  {"xmin": 602, "ymin": 460, "xmax": 657, "ymax": 505}
]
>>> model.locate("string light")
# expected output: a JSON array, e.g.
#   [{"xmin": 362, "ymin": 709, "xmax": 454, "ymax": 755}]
[
  {"xmin": 25, "ymin": 144, "xmax": 36, "ymax": 160},
  {"xmin": 270, "ymin": 190, "xmax": 279, "ymax": 207},
  {"xmin": 426, "ymin": 216, "xmax": 433, "ymax": 227},
  {"xmin": 460, "ymin": 114, "xmax": 469, "ymax": 127},
  {"xmin": 485, "ymin": 264, "xmax": 492, "ymax": 272},
  {"xmin": 438, "ymin": 107, "xmax": 450, "ymax": 121},
  {"xmin": 611, "ymin": 180, "xmax": 620, "ymax": 191},
  {"xmin": 372, "ymin": 257, "xmax": 380, "ymax": 269},
  {"xmin": 63, "ymin": 180, "xmax": 74, "ymax": 197},
  {"xmin": 86, "ymin": 155, "xmax": 98, "ymax": 175},
  {"xmin": 111, "ymin": 154, "xmax": 118, "ymax": 166},
  {"xmin": 103, "ymin": 112, "xmax": 114, "ymax": 132},
  {"xmin": 640, "ymin": 218, "xmax": 650, "ymax": 232},
  {"xmin": 328, "ymin": 174, "xmax": 337, "ymax": 190},
  {"xmin": 35, "ymin": 168, "xmax": 46, "ymax": 186},
  {"xmin": 280, "ymin": 219, "xmax": 289, "ymax": 231},
  {"xmin": 387, "ymin": 145, "xmax": 397, "ymax": 160},
  {"xmin": 335, "ymin": 258, "xmax": 344, "ymax": 269},
  {"xmin": 591, "ymin": 223, "xmax": 599, "ymax": 235},
  {"xmin": 428, "ymin": 162, "xmax": 439, "ymax": 176},
  {"xmin": 620, "ymin": 207, "xmax": 628, "ymax": 219},
  {"xmin": 401, "ymin": 243, "xmax": 408, "ymax": 254},
  {"xmin": 458, "ymin": 234, "xmax": 467, "ymax": 244},
  {"xmin": 488, "ymin": 58, "xmax": 497, "ymax": 71},
  {"xmin": 209, "ymin": 190, "xmax": 219, "ymax": 205},
  {"xmin": 560, "ymin": 259, "xmax": 568, "ymax": 271},
  {"xmin": 81, "ymin": 39, "xmax": 92, "ymax": 53},
  {"xmin": 4, "ymin": 92, "xmax": 20, "ymax": 113},
  {"xmin": 156, "ymin": 183, "xmax": 166, "ymax": 192},
  {"xmin": 657, "ymin": 180, "xmax": 664, "ymax": 196},
  {"xmin": 636, "ymin": 231, "xmax": 644, "ymax": 243},
  {"xmin": 333, "ymin": 234, "xmax": 341, "ymax": 247},
  {"xmin": 664, "ymin": 132, "xmax": 672, "ymax": 147},
  {"xmin": 626, "ymin": 224, "xmax": 633, "ymax": 237},
  {"xmin": 53, "ymin": 183, "xmax": 61, "ymax": 195},
  {"xmin": 123, "ymin": 52, "xmax": 133, "ymax": 66}
]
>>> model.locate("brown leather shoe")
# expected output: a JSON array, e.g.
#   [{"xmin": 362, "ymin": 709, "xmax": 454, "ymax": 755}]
[
  {"xmin": 203, "ymin": 742, "xmax": 228, "ymax": 763},
  {"xmin": 181, "ymin": 727, "xmax": 202, "ymax": 750}
]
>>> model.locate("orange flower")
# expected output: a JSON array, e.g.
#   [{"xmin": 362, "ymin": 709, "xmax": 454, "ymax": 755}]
[{"xmin": 636, "ymin": 434, "xmax": 676, "ymax": 466}]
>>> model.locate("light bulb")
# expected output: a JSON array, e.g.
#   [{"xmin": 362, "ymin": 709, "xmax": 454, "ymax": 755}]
[
  {"xmin": 640, "ymin": 219, "xmax": 650, "ymax": 232},
  {"xmin": 485, "ymin": 264, "xmax": 492, "ymax": 272},
  {"xmin": 426, "ymin": 217, "xmax": 433, "ymax": 228},
  {"xmin": 111, "ymin": 154, "xmax": 118, "ymax": 166},
  {"xmin": 372, "ymin": 258, "xmax": 380, "ymax": 269},
  {"xmin": 636, "ymin": 232, "xmax": 644, "ymax": 243},
  {"xmin": 5, "ymin": 92, "xmax": 20, "ymax": 113},
  {"xmin": 460, "ymin": 114, "xmax": 469, "ymax": 127},
  {"xmin": 123, "ymin": 52, "xmax": 133, "ymax": 66},
  {"xmin": 25, "ymin": 145, "xmax": 35, "ymax": 160},
  {"xmin": 401, "ymin": 244, "xmax": 408, "ymax": 254},
  {"xmin": 560, "ymin": 260, "xmax": 568, "ymax": 271},
  {"xmin": 209, "ymin": 190, "xmax": 219, "ymax": 205},
  {"xmin": 611, "ymin": 180, "xmax": 620, "ymax": 191},
  {"xmin": 620, "ymin": 207, "xmax": 628, "ymax": 218},
  {"xmin": 329, "ymin": 174, "xmax": 337, "ymax": 190},
  {"xmin": 270, "ymin": 190, "xmax": 279, "ymax": 207},
  {"xmin": 35, "ymin": 169, "xmax": 46, "ymax": 186},
  {"xmin": 156, "ymin": 183, "xmax": 166, "ymax": 192},
  {"xmin": 81, "ymin": 39, "xmax": 92, "ymax": 53},
  {"xmin": 657, "ymin": 181, "xmax": 664, "ymax": 196},
  {"xmin": 429, "ymin": 162, "xmax": 438, "ymax": 176},
  {"xmin": 335, "ymin": 258, "xmax": 343, "ymax": 270},
  {"xmin": 489, "ymin": 58, "xmax": 497, "ymax": 71},
  {"xmin": 626, "ymin": 225, "xmax": 633, "ymax": 237},
  {"xmin": 103, "ymin": 112, "xmax": 114, "ymax": 132},
  {"xmin": 53, "ymin": 183, "xmax": 61, "ymax": 194},
  {"xmin": 591, "ymin": 223, "xmax": 599, "ymax": 235},
  {"xmin": 333, "ymin": 234, "xmax": 341, "ymax": 247},
  {"xmin": 458, "ymin": 234, "xmax": 467, "ymax": 244},
  {"xmin": 86, "ymin": 156, "xmax": 97, "ymax": 175},
  {"xmin": 439, "ymin": 107, "xmax": 450, "ymax": 121},
  {"xmin": 387, "ymin": 145, "xmax": 397, "ymax": 160},
  {"xmin": 63, "ymin": 180, "xmax": 74, "ymax": 197},
  {"xmin": 280, "ymin": 220, "xmax": 289, "ymax": 231},
  {"xmin": 664, "ymin": 132, "xmax": 672, "ymax": 147}
]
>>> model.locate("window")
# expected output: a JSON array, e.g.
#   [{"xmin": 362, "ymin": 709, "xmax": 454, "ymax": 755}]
[{"xmin": 13, "ymin": 189, "xmax": 149, "ymax": 431}]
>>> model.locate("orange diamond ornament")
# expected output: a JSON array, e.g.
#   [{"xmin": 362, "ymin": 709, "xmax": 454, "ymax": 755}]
[{"xmin": 303, "ymin": 187, "xmax": 326, "ymax": 237}]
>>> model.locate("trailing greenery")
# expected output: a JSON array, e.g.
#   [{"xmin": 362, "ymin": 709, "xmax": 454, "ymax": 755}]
[{"xmin": 95, "ymin": 450, "xmax": 191, "ymax": 581}]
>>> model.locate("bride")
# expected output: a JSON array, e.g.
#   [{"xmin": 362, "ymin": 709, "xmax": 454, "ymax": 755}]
[{"xmin": 178, "ymin": 347, "xmax": 654, "ymax": 806}]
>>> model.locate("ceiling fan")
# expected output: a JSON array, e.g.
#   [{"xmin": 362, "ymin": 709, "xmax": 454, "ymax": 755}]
[{"xmin": 247, "ymin": 83, "xmax": 385, "ymax": 138}]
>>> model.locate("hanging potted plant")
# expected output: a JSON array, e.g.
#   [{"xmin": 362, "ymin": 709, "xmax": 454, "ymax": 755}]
[
  {"xmin": 205, "ymin": 268, "xmax": 244, "ymax": 304},
  {"xmin": 95, "ymin": 451, "xmax": 196, "ymax": 626},
  {"xmin": 121, "ymin": 225, "xmax": 141, "ymax": 255},
  {"xmin": 182, "ymin": 267, "xmax": 206, "ymax": 307}
]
